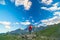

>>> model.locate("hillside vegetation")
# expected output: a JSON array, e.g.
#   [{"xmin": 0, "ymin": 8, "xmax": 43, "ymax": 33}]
[{"xmin": 36, "ymin": 24, "xmax": 60, "ymax": 37}]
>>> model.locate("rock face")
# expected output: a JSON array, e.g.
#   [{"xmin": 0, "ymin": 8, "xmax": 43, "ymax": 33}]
[{"xmin": 21, "ymin": 34, "xmax": 36, "ymax": 40}]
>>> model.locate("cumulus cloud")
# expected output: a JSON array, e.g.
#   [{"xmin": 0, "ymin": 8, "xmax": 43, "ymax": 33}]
[
  {"xmin": 20, "ymin": 21, "xmax": 31, "ymax": 25},
  {"xmin": 54, "ymin": 12, "xmax": 60, "ymax": 16},
  {"xmin": 15, "ymin": 0, "xmax": 32, "ymax": 10},
  {"xmin": 40, "ymin": 12, "xmax": 60, "ymax": 26},
  {"xmin": 0, "ymin": 0, "xmax": 6, "ymax": 5},
  {"xmin": 0, "ymin": 21, "xmax": 11, "ymax": 29},
  {"xmin": 5, "ymin": 26, "xmax": 11, "ymax": 29},
  {"xmin": 40, "ymin": 2, "xmax": 60, "ymax": 26},
  {"xmin": 41, "ymin": 0, "xmax": 53, "ymax": 5},
  {"xmin": 41, "ymin": 2, "xmax": 60, "ymax": 11},
  {"xmin": 13, "ymin": 20, "xmax": 31, "ymax": 26}
]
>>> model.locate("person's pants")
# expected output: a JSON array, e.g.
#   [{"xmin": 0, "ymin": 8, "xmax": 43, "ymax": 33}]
[{"xmin": 29, "ymin": 30, "xmax": 32, "ymax": 34}]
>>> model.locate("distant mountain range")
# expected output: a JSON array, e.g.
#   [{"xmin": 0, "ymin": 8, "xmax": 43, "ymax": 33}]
[{"xmin": 9, "ymin": 26, "xmax": 46, "ymax": 35}]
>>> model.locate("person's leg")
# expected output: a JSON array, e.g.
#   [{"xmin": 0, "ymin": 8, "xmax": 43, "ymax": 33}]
[{"xmin": 29, "ymin": 30, "xmax": 31, "ymax": 34}]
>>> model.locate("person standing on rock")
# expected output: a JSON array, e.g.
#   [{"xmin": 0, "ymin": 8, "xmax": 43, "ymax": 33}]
[{"xmin": 29, "ymin": 25, "xmax": 32, "ymax": 34}]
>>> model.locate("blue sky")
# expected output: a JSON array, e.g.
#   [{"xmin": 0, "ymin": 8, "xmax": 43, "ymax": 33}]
[{"xmin": 0, "ymin": 0, "xmax": 60, "ymax": 33}]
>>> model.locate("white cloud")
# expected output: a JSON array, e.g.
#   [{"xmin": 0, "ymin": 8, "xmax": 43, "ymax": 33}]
[
  {"xmin": 54, "ymin": 12, "xmax": 60, "ymax": 16},
  {"xmin": 41, "ymin": 2, "xmax": 60, "ymax": 11},
  {"xmin": 0, "ymin": 0, "xmax": 6, "ymax": 5},
  {"xmin": 5, "ymin": 26, "xmax": 11, "ymax": 29},
  {"xmin": 40, "ymin": 12, "xmax": 60, "ymax": 26},
  {"xmin": 40, "ymin": 2, "xmax": 60, "ymax": 26},
  {"xmin": 41, "ymin": 0, "xmax": 53, "ymax": 5},
  {"xmin": 14, "ymin": 22, "xmax": 19, "ymax": 25},
  {"xmin": 32, "ymin": 20, "xmax": 34, "ymax": 22},
  {"xmin": 10, "ymin": 0, "xmax": 15, "ymax": 3},
  {"xmin": 0, "ymin": 21, "xmax": 11, "ymax": 25},
  {"xmin": 0, "ymin": 21, "xmax": 11, "ymax": 29},
  {"xmin": 20, "ymin": 21, "xmax": 31, "ymax": 25},
  {"xmin": 40, "ymin": 2, "xmax": 60, "ymax": 27},
  {"xmin": 37, "ymin": 23, "xmax": 47, "ymax": 27},
  {"xmin": 15, "ymin": 0, "xmax": 32, "ymax": 10}
]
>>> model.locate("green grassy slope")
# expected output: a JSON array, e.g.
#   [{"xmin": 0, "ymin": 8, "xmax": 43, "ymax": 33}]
[
  {"xmin": 0, "ymin": 34, "xmax": 22, "ymax": 40},
  {"xmin": 36, "ymin": 24, "xmax": 60, "ymax": 37}
]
